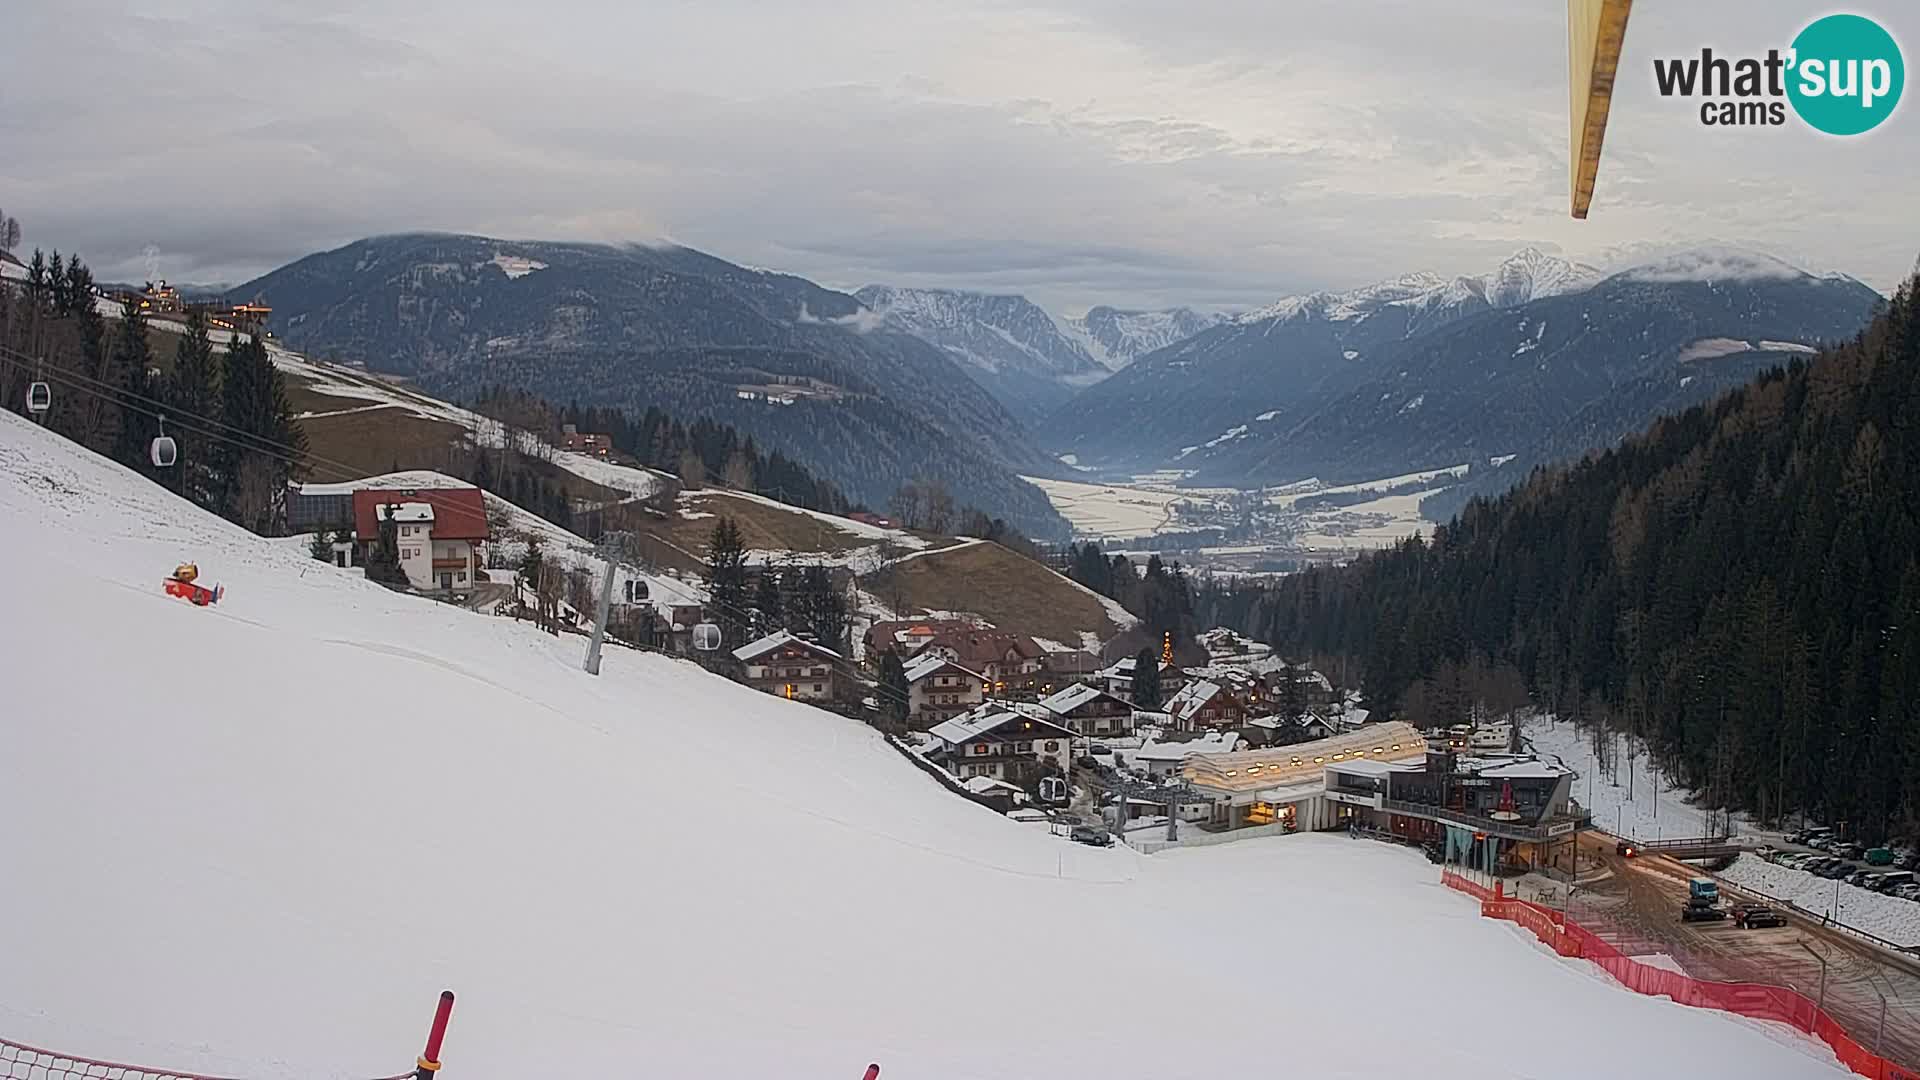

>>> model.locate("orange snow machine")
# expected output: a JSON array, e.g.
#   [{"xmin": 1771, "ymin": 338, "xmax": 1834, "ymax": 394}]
[{"xmin": 164, "ymin": 563, "xmax": 224, "ymax": 606}]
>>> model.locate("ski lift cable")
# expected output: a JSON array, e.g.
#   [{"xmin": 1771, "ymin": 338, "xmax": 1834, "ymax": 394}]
[
  {"xmin": 0, "ymin": 348, "xmax": 406, "ymax": 485},
  {"xmin": 0, "ymin": 343, "xmax": 338, "ymax": 468},
  {"xmin": 4, "ymin": 351, "xmax": 915, "ymax": 706},
  {"xmin": 0, "ymin": 358, "xmax": 365, "ymax": 481}
]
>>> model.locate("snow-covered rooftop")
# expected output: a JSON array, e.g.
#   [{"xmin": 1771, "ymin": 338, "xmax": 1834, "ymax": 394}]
[
  {"xmin": 903, "ymin": 653, "xmax": 981, "ymax": 684},
  {"xmin": 1038, "ymin": 682, "xmax": 1110, "ymax": 714},
  {"xmin": 732, "ymin": 630, "xmax": 842, "ymax": 663},
  {"xmin": 375, "ymin": 502, "xmax": 435, "ymax": 524}
]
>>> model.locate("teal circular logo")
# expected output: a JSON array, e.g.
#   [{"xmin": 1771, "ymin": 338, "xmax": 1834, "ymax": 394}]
[{"xmin": 1787, "ymin": 14, "xmax": 1904, "ymax": 135}]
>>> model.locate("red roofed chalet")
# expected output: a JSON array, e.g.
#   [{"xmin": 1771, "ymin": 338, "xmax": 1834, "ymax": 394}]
[{"xmin": 351, "ymin": 488, "xmax": 490, "ymax": 592}]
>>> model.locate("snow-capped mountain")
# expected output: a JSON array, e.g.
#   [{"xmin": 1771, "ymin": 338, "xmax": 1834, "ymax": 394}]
[
  {"xmin": 1045, "ymin": 246, "xmax": 1874, "ymax": 483},
  {"xmin": 852, "ymin": 285, "xmax": 1112, "ymax": 426},
  {"xmin": 1065, "ymin": 306, "xmax": 1226, "ymax": 371},
  {"xmin": 1233, "ymin": 248, "xmax": 1601, "ymax": 329}
]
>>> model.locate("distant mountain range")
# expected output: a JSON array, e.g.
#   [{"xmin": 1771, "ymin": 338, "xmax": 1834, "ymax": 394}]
[
  {"xmin": 1065, "ymin": 306, "xmax": 1226, "ymax": 371},
  {"xmin": 1044, "ymin": 247, "xmax": 1882, "ymax": 500},
  {"xmin": 227, "ymin": 234, "xmax": 1070, "ymax": 537},
  {"xmin": 852, "ymin": 285, "xmax": 1221, "ymax": 426}
]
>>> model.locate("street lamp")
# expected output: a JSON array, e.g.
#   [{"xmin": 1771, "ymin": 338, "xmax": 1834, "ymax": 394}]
[{"xmin": 1797, "ymin": 941, "xmax": 1829, "ymax": 1015}]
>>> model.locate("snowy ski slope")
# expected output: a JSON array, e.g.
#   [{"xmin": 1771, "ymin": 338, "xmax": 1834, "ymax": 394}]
[{"xmin": 0, "ymin": 411, "xmax": 1846, "ymax": 1079}]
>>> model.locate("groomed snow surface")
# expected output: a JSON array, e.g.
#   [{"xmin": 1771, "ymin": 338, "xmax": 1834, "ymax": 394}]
[{"xmin": 0, "ymin": 412, "xmax": 1846, "ymax": 1079}]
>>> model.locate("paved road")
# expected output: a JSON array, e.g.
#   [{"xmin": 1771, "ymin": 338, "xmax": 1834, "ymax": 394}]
[{"xmin": 1573, "ymin": 834, "xmax": 1920, "ymax": 1070}]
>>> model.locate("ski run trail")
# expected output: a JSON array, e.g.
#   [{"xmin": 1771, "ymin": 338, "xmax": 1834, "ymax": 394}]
[{"xmin": 0, "ymin": 410, "xmax": 1849, "ymax": 1079}]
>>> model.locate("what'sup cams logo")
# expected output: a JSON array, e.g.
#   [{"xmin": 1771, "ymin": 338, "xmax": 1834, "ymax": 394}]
[{"xmin": 1654, "ymin": 13, "xmax": 1904, "ymax": 134}]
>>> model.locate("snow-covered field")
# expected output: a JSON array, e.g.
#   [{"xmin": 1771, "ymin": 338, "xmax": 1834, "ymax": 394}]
[
  {"xmin": 1721, "ymin": 856, "xmax": 1920, "ymax": 948},
  {"xmin": 1025, "ymin": 466, "xmax": 1465, "ymax": 553},
  {"xmin": 0, "ymin": 412, "xmax": 1848, "ymax": 1080}
]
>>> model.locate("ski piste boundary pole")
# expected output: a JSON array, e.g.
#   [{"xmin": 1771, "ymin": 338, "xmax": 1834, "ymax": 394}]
[
  {"xmin": 862, "ymin": 1065, "xmax": 880, "ymax": 1080},
  {"xmin": 415, "ymin": 990, "xmax": 455, "ymax": 1080}
]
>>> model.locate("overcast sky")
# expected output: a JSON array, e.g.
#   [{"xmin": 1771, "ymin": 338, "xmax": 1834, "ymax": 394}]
[{"xmin": 2, "ymin": 0, "xmax": 1914, "ymax": 312}]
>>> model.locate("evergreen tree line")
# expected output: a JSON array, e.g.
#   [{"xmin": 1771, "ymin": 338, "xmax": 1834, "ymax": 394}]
[
  {"xmin": 1065, "ymin": 542, "xmax": 1197, "ymax": 644},
  {"xmin": 470, "ymin": 386, "xmax": 851, "ymax": 514},
  {"xmin": 1, "ymin": 251, "xmax": 305, "ymax": 534},
  {"xmin": 704, "ymin": 514, "xmax": 851, "ymax": 656},
  {"xmin": 1216, "ymin": 278, "xmax": 1920, "ymax": 842}
]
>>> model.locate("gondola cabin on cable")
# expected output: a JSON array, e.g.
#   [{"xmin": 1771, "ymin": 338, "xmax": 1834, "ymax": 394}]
[
  {"xmin": 26, "ymin": 380, "xmax": 50, "ymax": 413},
  {"xmin": 149, "ymin": 417, "xmax": 177, "ymax": 468}
]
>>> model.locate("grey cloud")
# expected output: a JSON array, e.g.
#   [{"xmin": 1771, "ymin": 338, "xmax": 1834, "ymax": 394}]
[{"xmin": 1, "ymin": 0, "xmax": 1913, "ymax": 312}]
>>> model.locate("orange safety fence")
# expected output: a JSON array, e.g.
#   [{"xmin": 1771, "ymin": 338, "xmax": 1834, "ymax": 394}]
[{"xmin": 1440, "ymin": 871, "xmax": 1919, "ymax": 1080}]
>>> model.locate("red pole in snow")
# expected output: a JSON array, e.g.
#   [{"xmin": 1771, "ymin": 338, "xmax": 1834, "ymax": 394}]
[
  {"xmin": 862, "ymin": 1066, "xmax": 880, "ymax": 1080},
  {"xmin": 416, "ymin": 990, "xmax": 455, "ymax": 1080}
]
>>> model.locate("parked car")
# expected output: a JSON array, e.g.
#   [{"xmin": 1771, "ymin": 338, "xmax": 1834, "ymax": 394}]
[
  {"xmin": 1900, "ymin": 852, "xmax": 1920, "ymax": 872},
  {"xmin": 1896, "ymin": 884, "xmax": 1920, "ymax": 901},
  {"xmin": 1069, "ymin": 824, "xmax": 1114, "ymax": 847},
  {"xmin": 1818, "ymin": 861, "xmax": 1851, "ymax": 879},
  {"xmin": 1870, "ymin": 871, "xmax": 1914, "ymax": 893},
  {"xmin": 1845, "ymin": 869, "xmax": 1875, "ymax": 887},
  {"xmin": 1733, "ymin": 905, "xmax": 1787, "ymax": 929},
  {"xmin": 1839, "ymin": 843, "xmax": 1867, "ymax": 860}
]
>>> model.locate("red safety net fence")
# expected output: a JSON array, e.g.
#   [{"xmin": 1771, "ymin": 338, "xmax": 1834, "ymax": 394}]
[
  {"xmin": 1440, "ymin": 871, "xmax": 1919, "ymax": 1080},
  {"xmin": 2, "ymin": 991, "xmax": 450, "ymax": 1080}
]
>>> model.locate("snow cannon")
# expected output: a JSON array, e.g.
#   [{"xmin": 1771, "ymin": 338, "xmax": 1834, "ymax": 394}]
[{"xmin": 163, "ymin": 563, "xmax": 224, "ymax": 606}]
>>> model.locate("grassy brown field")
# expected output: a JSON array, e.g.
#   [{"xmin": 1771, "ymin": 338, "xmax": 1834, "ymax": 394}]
[{"xmin": 863, "ymin": 540, "xmax": 1124, "ymax": 646}]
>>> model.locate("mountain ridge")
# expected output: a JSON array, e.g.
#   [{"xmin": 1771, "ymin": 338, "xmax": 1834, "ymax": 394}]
[{"xmin": 226, "ymin": 233, "xmax": 1071, "ymax": 537}]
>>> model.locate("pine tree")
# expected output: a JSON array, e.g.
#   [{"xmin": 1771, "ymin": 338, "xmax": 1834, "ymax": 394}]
[
  {"xmin": 310, "ymin": 529, "xmax": 334, "ymax": 562},
  {"xmin": 753, "ymin": 567, "xmax": 785, "ymax": 635},
  {"xmin": 107, "ymin": 298, "xmax": 155, "ymax": 473},
  {"xmin": 363, "ymin": 507, "xmax": 409, "ymax": 587},
  {"xmin": 1132, "ymin": 647, "xmax": 1162, "ymax": 710},
  {"xmin": 167, "ymin": 307, "xmax": 220, "ymax": 507},
  {"xmin": 215, "ymin": 333, "xmax": 307, "ymax": 534},
  {"xmin": 878, "ymin": 647, "xmax": 911, "ymax": 732},
  {"xmin": 800, "ymin": 563, "xmax": 848, "ymax": 653},
  {"xmin": 705, "ymin": 516, "xmax": 750, "ymax": 648},
  {"xmin": 1279, "ymin": 661, "xmax": 1308, "ymax": 721}
]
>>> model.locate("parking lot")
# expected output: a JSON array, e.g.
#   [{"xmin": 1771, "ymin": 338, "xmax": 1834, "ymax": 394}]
[{"xmin": 1572, "ymin": 835, "xmax": 1920, "ymax": 1071}]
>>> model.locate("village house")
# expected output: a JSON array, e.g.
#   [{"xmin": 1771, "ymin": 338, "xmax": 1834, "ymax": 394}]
[
  {"xmin": 1038, "ymin": 683, "xmax": 1135, "ymax": 738},
  {"xmin": 1240, "ymin": 713, "xmax": 1336, "ymax": 749},
  {"xmin": 904, "ymin": 653, "xmax": 988, "ymax": 728},
  {"xmin": 1097, "ymin": 655, "xmax": 1187, "ymax": 705},
  {"xmin": 558, "ymin": 423, "xmax": 612, "ymax": 458},
  {"xmin": 732, "ymin": 630, "xmax": 843, "ymax": 702},
  {"xmin": 863, "ymin": 618, "xmax": 984, "ymax": 660},
  {"xmin": 1262, "ymin": 663, "xmax": 1337, "ymax": 708},
  {"xmin": 350, "ymin": 488, "xmax": 489, "ymax": 592},
  {"xmin": 1129, "ymin": 730, "xmax": 1241, "ymax": 778},
  {"xmin": 1182, "ymin": 666, "xmax": 1271, "ymax": 715},
  {"xmin": 927, "ymin": 705, "xmax": 1075, "ymax": 785},
  {"xmin": 898, "ymin": 629, "xmax": 1040, "ymax": 693},
  {"xmin": 1165, "ymin": 679, "xmax": 1247, "ymax": 733}
]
